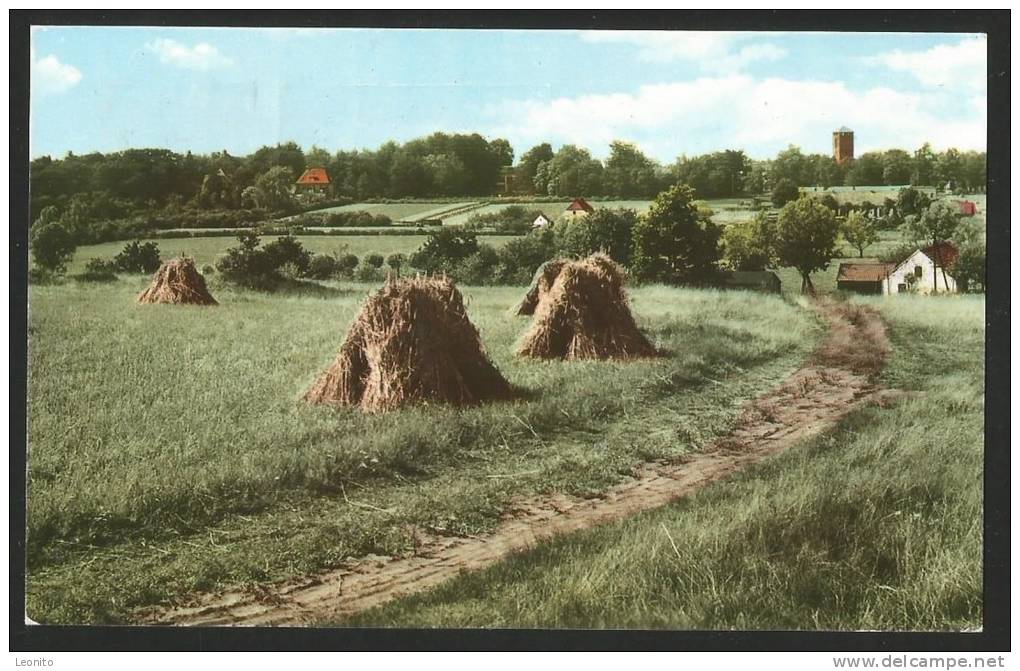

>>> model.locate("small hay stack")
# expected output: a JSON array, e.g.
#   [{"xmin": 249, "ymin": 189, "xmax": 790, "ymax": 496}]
[
  {"xmin": 304, "ymin": 276, "xmax": 512, "ymax": 413},
  {"xmin": 512, "ymin": 259, "xmax": 568, "ymax": 316},
  {"xmin": 516, "ymin": 253, "xmax": 657, "ymax": 361},
  {"xmin": 137, "ymin": 257, "xmax": 217, "ymax": 306}
]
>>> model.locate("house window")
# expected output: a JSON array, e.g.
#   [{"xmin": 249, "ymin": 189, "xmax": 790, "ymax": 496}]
[
  {"xmin": 914, "ymin": 265, "xmax": 923, "ymax": 278},
  {"xmin": 898, "ymin": 283, "xmax": 907, "ymax": 293}
]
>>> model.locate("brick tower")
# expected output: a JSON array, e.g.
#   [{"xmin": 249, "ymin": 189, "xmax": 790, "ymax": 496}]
[{"xmin": 833, "ymin": 127, "xmax": 854, "ymax": 165}]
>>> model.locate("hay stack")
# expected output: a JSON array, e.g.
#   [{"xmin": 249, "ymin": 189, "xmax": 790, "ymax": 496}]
[
  {"xmin": 512, "ymin": 259, "xmax": 568, "ymax": 316},
  {"xmin": 137, "ymin": 257, "xmax": 217, "ymax": 305},
  {"xmin": 304, "ymin": 276, "xmax": 512, "ymax": 412},
  {"xmin": 516, "ymin": 253, "xmax": 656, "ymax": 361}
]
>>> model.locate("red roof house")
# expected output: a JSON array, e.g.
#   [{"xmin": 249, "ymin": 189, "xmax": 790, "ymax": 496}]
[
  {"xmin": 296, "ymin": 168, "xmax": 330, "ymax": 187},
  {"xmin": 565, "ymin": 197, "xmax": 595, "ymax": 216}
]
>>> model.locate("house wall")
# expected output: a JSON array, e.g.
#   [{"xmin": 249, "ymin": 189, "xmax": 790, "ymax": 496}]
[{"xmin": 886, "ymin": 249, "xmax": 957, "ymax": 295}]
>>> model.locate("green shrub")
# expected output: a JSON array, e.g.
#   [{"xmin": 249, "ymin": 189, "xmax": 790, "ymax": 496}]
[
  {"xmin": 113, "ymin": 240, "xmax": 162, "ymax": 274},
  {"xmin": 336, "ymin": 254, "xmax": 359, "ymax": 278},
  {"xmin": 410, "ymin": 229, "xmax": 479, "ymax": 274},
  {"xmin": 76, "ymin": 258, "xmax": 119, "ymax": 282},
  {"xmin": 262, "ymin": 235, "xmax": 312, "ymax": 276},
  {"xmin": 495, "ymin": 228, "xmax": 557, "ymax": 284},
  {"xmin": 30, "ymin": 211, "xmax": 77, "ymax": 275},
  {"xmin": 364, "ymin": 253, "xmax": 385, "ymax": 269},
  {"xmin": 771, "ymin": 179, "xmax": 800, "ymax": 208},
  {"xmin": 453, "ymin": 245, "xmax": 500, "ymax": 285},
  {"xmin": 306, "ymin": 254, "xmax": 339, "ymax": 280}
]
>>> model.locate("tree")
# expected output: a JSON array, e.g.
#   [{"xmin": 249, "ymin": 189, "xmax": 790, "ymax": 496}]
[
  {"xmin": 516, "ymin": 143, "xmax": 555, "ymax": 193},
  {"xmin": 771, "ymin": 178, "xmax": 800, "ymax": 208},
  {"xmin": 386, "ymin": 253, "xmax": 407, "ymax": 277},
  {"xmin": 252, "ymin": 166, "xmax": 296, "ymax": 211},
  {"xmin": 603, "ymin": 141, "xmax": 661, "ymax": 198},
  {"xmin": 896, "ymin": 186, "xmax": 932, "ymax": 218},
  {"xmin": 410, "ymin": 229, "xmax": 479, "ymax": 273},
  {"xmin": 953, "ymin": 243, "xmax": 985, "ymax": 293},
  {"xmin": 553, "ymin": 207, "xmax": 638, "ymax": 265},
  {"xmin": 841, "ymin": 211, "xmax": 878, "ymax": 258},
  {"xmin": 721, "ymin": 211, "xmax": 775, "ymax": 271},
  {"xmin": 631, "ymin": 184, "xmax": 721, "ymax": 284},
  {"xmin": 29, "ymin": 208, "xmax": 77, "ymax": 274},
  {"xmin": 774, "ymin": 197, "xmax": 840, "ymax": 294},
  {"xmin": 906, "ymin": 201, "xmax": 961, "ymax": 293}
]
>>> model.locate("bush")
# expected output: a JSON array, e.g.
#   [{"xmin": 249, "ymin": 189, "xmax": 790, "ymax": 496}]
[
  {"xmin": 364, "ymin": 253, "xmax": 385, "ymax": 269},
  {"xmin": 76, "ymin": 257, "xmax": 119, "ymax": 282},
  {"xmin": 386, "ymin": 253, "xmax": 407, "ymax": 276},
  {"xmin": 464, "ymin": 205, "xmax": 544, "ymax": 234},
  {"xmin": 321, "ymin": 211, "xmax": 392, "ymax": 228},
  {"xmin": 336, "ymin": 253, "xmax": 360, "ymax": 278},
  {"xmin": 306, "ymin": 254, "xmax": 339, "ymax": 280},
  {"xmin": 495, "ymin": 228, "xmax": 557, "ymax": 284},
  {"xmin": 453, "ymin": 245, "xmax": 500, "ymax": 285},
  {"xmin": 215, "ymin": 231, "xmax": 304, "ymax": 289},
  {"xmin": 355, "ymin": 262, "xmax": 384, "ymax": 282},
  {"xmin": 201, "ymin": 264, "xmax": 215, "ymax": 275},
  {"xmin": 30, "ymin": 214, "xmax": 77, "ymax": 275},
  {"xmin": 113, "ymin": 240, "xmax": 161, "ymax": 273},
  {"xmin": 553, "ymin": 208, "xmax": 636, "ymax": 265},
  {"xmin": 262, "ymin": 235, "xmax": 312, "ymax": 276},
  {"xmin": 410, "ymin": 229, "xmax": 479, "ymax": 273}
]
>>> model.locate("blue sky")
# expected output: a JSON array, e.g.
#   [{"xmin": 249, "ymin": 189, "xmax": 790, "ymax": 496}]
[{"xmin": 30, "ymin": 27, "xmax": 987, "ymax": 162}]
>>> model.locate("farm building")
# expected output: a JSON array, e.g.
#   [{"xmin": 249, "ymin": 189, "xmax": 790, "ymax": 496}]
[
  {"xmin": 295, "ymin": 168, "xmax": 330, "ymax": 194},
  {"xmin": 564, "ymin": 197, "xmax": 595, "ymax": 219},
  {"xmin": 955, "ymin": 200, "xmax": 978, "ymax": 216},
  {"xmin": 532, "ymin": 214, "xmax": 553, "ymax": 228},
  {"xmin": 836, "ymin": 263, "xmax": 896, "ymax": 295},
  {"xmin": 837, "ymin": 244, "xmax": 959, "ymax": 295},
  {"xmin": 719, "ymin": 270, "xmax": 782, "ymax": 294}
]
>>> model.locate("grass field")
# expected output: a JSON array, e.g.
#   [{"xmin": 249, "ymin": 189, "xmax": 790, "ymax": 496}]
[
  {"xmin": 26, "ymin": 279, "xmax": 819, "ymax": 623},
  {"xmin": 340, "ymin": 294, "xmax": 985, "ymax": 630},
  {"xmin": 304, "ymin": 201, "xmax": 479, "ymax": 222},
  {"xmin": 66, "ymin": 235, "xmax": 520, "ymax": 274},
  {"xmin": 440, "ymin": 200, "xmax": 653, "ymax": 226}
]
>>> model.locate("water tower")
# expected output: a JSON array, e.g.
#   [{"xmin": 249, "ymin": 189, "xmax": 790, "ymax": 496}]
[{"xmin": 833, "ymin": 127, "xmax": 854, "ymax": 165}]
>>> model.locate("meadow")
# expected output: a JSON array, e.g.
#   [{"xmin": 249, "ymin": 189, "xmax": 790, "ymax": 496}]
[
  {"xmin": 301, "ymin": 201, "xmax": 481, "ymax": 222},
  {"xmin": 341, "ymin": 294, "xmax": 985, "ymax": 630},
  {"xmin": 27, "ymin": 277, "xmax": 818, "ymax": 624},
  {"xmin": 65, "ymin": 234, "xmax": 520, "ymax": 274},
  {"xmin": 439, "ymin": 200, "xmax": 653, "ymax": 226}
]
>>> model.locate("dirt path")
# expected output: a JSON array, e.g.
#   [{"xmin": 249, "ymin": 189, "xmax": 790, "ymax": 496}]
[{"xmin": 143, "ymin": 299, "xmax": 895, "ymax": 627}]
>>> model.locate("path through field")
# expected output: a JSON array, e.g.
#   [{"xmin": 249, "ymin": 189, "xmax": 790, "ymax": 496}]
[{"xmin": 143, "ymin": 299, "xmax": 895, "ymax": 627}]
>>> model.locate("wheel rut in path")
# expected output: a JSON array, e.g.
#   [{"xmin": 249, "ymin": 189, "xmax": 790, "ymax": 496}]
[{"xmin": 143, "ymin": 298, "xmax": 896, "ymax": 627}]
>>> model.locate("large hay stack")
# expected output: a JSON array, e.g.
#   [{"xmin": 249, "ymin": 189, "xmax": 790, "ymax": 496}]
[
  {"xmin": 304, "ymin": 276, "xmax": 512, "ymax": 413},
  {"xmin": 516, "ymin": 253, "xmax": 656, "ymax": 361},
  {"xmin": 137, "ymin": 257, "xmax": 217, "ymax": 306}
]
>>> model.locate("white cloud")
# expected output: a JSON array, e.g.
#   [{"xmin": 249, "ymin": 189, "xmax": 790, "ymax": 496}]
[
  {"xmin": 146, "ymin": 38, "xmax": 233, "ymax": 71},
  {"xmin": 31, "ymin": 48, "xmax": 82, "ymax": 94},
  {"xmin": 867, "ymin": 36, "xmax": 986, "ymax": 93},
  {"xmin": 579, "ymin": 30, "xmax": 787, "ymax": 73},
  {"xmin": 491, "ymin": 75, "xmax": 986, "ymax": 161}
]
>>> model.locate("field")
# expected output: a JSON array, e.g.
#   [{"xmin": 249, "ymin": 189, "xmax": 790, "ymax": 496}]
[
  {"xmin": 66, "ymin": 234, "xmax": 520, "ymax": 274},
  {"xmin": 439, "ymin": 200, "xmax": 653, "ymax": 226},
  {"xmin": 303, "ymin": 201, "xmax": 480, "ymax": 223},
  {"xmin": 27, "ymin": 278, "xmax": 819, "ymax": 623},
  {"xmin": 340, "ymin": 294, "xmax": 985, "ymax": 630}
]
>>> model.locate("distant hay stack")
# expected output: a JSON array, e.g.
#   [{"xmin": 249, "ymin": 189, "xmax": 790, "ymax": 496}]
[
  {"xmin": 304, "ymin": 276, "xmax": 513, "ymax": 413},
  {"xmin": 516, "ymin": 253, "xmax": 657, "ymax": 361},
  {"xmin": 137, "ymin": 257, "xmax": 217, "ymax": 306},
  {"xmin": 512, "ymin": 259, "xmax": 568, "ymax": 316}
]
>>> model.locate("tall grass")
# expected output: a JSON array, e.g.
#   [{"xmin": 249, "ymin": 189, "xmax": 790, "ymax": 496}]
[
  {"xmin": 342, "ymin": 295, "xmax": 984, "ymax": 630},
  {"xmin": 27, "ymin": 279, "xmax": 816, "ymax": 623}
]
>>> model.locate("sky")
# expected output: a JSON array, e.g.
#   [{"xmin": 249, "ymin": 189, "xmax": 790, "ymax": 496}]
[{"xmin": 29, "ymin": 27, "xmax": 987, "ymax": 163}]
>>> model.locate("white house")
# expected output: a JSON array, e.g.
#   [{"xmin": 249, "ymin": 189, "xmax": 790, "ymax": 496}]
[
  {"xmin": 836, "ymin": 244, "xmax": 958, "ymax": 295},
  {"xmin": 886, "ymin": 248, "xmax": 958, "ymax": 295},
  {"xmin": 532, "ymin": 214, "xmax": 553, "ymax": 228}
]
